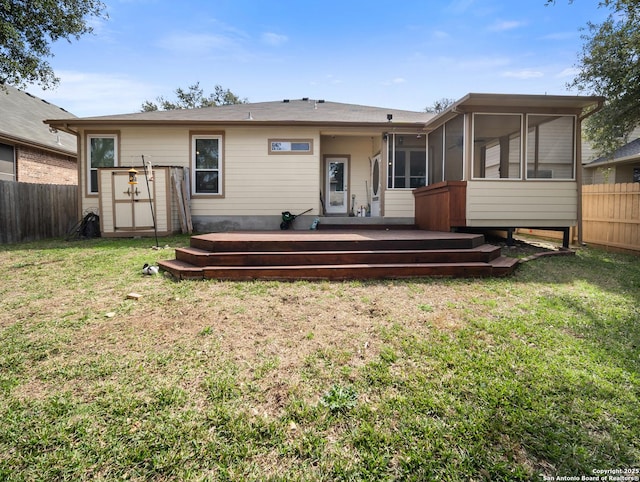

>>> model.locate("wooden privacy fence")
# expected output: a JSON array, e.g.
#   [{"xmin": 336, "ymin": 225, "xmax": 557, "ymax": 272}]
[
  {"xmin": 582, "ymin": 183, "xmax": 640, "ymax": 253},
  {"xmin": 0, "ymin": 180, "xmax": 78, "ymax": 244}
]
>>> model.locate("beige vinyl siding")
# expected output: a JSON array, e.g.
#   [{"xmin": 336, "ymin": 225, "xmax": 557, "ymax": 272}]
[
  {"xmin": 383, "ymin": 190, "xmax": 415, "ymax": 218},
  {"xmin": 193, "ymin": 127, "xmax": 320, "ymax": 216},
  {"xmin": 119, "ymin": 127, "xmax": 188, "ymax": 167},
  {"xmin": 466, "ymin": 180, "xmax": 577, "ymax": 227},
  {"xmin": 80, "ymin": 126, "xmax": 322, "ymax": 219},
  {"xmin": 80, "ymin": 126, "xmax": 188, "ymax": 220}
]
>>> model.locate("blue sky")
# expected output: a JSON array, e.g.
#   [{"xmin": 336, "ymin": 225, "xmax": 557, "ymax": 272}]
[{"xmin": 27, "ymin": 0, "xmax": 608, "ymax": 117}]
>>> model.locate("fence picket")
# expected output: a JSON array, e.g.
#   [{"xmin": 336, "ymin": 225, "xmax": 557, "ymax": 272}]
[
  {"xmin": 582, "ymin": 183, "xmax": 639, "ymax": 253},
  {"xmin": 0, "ymin": 181, "xmax": 78, "ymax": 244}
]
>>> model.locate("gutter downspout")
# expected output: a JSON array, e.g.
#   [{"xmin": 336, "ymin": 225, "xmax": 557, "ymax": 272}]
[{"xmin": 576, "ymin": 99, "xmax": 605, "ymax": 246}]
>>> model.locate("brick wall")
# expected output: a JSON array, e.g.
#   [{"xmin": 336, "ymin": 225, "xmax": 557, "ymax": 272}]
[{"xmin": 16, "ymin": 145, "xmax": 77, "ymax": 185}]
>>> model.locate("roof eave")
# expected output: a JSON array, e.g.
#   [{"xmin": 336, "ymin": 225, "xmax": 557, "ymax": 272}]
[
  {"xmin": 586, "ymin": 153, "xmax": 640, "ymax": 168},
  {"xmin": 0, "ymin": 132, "xmax": 77, "ymax": 158},
  {"xmin": 45, "ymin": 119, "xmax": 428, "ymax": 130},
  {"xmin": 424, "ymin": 93, "xmax": 606, "ymax": 131}
]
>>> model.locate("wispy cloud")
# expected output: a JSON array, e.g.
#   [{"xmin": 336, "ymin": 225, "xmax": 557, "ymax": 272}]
[
  {"xmin": 556, "ymin": 67, "xmax": 579, "ymax": 78},
  {"xmin": 446, "ymin": 0, "xmax": 476, "ymax": 15},
  {"xmin": 502, "ymin": 69, "xmax": 544, "ymax": 79},
  {"xmin": 261, "ymin": 32, "xmax": 288, "ymax": 46},
  {"xmin": 447, "ymin": 55, "xmax": 511, "ymax": 70},
  {"xmin": 488, "ymin": 20, "xmax": 525, "ymax": 32},
  {"xmin": 541, "ymin": 31, "xmax": 577, "ymax": 41},
  {"xmin": 381, "ymin": 77, "xmax": 407, "ymax": 86},
  {"xmin": 431, "ymin": 30, "xmax": 450, "ymax": 40},
  {"xmin": 157, "ymin": 32, "xmax": 241, "ymax": 56},
  {"xmin": 27, "ymin": 70, "xmax": 159, "ymax": 116}
]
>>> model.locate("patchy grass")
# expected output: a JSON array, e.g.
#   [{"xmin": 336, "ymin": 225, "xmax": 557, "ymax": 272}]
[{"xmin": 0, "ymin": 235, "xmax": 639, "ymax": 480}]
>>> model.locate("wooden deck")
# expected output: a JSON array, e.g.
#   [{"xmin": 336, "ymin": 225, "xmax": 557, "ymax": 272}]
[{"xmin": 158, "ymin": 230, "xmax": 520, "ymax": 281}]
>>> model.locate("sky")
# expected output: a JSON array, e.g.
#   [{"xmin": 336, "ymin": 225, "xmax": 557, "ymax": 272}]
[{"xmin": 26, "ymin": 0, "xmax": 609, "ymax": 118}]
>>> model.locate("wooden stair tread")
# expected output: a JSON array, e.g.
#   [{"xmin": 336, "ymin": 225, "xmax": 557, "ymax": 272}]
[
  {"xmin": 159, "ymin": 230, "xmax": 520, "ymax": 280},
  {"xmin": 175, "ymin": 244, "xmax": 502, "ymax": 267}
]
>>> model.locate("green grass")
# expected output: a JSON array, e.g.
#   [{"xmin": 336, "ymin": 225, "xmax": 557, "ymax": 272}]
[{"xmin": 0, "ymin": 235, "xmax": 639, "ymax": 481}]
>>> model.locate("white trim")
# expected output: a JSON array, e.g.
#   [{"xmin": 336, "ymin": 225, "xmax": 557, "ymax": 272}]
[
  {"xmin": 191, "ymin": 134, "xmax": 223, "ymax": 196},
  {"xmin": 325, "ymin": 157, "xmax": 349, "ymax": 214},
  {"xmin": 525, "ymin": 114, "xmax": 577, "ymax": 181}
]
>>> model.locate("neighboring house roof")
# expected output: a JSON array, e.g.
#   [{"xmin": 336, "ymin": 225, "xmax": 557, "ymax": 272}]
[
  {"xmin": 586, "ymin": 137, "xmax": 640, "ymax": 168},
  {"xmin": 47, "ymin": 98, "xmax": 434, "ymax": 130},
  {"xmin": 0, "ymin": 84, "xmax": 77, "ymax": 156}
]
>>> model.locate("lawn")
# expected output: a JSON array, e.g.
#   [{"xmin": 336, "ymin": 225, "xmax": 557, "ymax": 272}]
[{"xmin": 0, "ymin": 235, "xmax": 638, "ymax": 481}]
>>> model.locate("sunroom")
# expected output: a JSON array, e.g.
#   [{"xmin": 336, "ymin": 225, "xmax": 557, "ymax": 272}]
[{"xmin": 412, "ymin": 93, "xmax": 603, "ymax": 246}]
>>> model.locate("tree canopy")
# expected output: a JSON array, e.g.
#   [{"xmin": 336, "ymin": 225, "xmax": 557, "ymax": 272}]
[
  {"xmin": 425, "ymin": 97, "xmax": 456, "ymax": 114},
  {"xmin": 557, "ymin": 0, "xmax": 640, "ymax": 155},
  {"xmin": 0, "ymin": 0, "xmax": 107, "ymax": 89},
  {"xmin": 141, "ymin": 83, "xmax": 247, "ymax": 111}
]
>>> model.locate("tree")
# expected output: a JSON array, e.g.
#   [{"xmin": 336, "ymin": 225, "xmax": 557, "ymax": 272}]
[
  {"xmin": 0, "ymin": 0, "xmax": 107, "ymax": 89},
  {"xmin": 141, "ymin": 82, "xmax": 247, "ymax": 111},
  {"xmin": 552, "ymin": 0, "xmax": 640, "ymax": 155},
  {"xmin": 425, "ymin": 97, "xmax": 456, "ymax": 114}
]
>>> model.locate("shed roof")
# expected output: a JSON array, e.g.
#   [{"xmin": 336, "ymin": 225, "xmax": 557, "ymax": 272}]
[
  {"xmin": 425, "ymin": 93, "xmax": 605, "ymax": 131},
  {"xmin": 46, "ymin": 98, "xmax": 434, "ymax": 130},
  {"xmin": 0, "ymin": 85, "xmax": 77, "ymax": 156}
]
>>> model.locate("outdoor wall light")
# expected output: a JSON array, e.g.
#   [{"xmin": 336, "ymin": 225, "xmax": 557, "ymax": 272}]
[
  {"xmin": 128, "ymin": 167, "xmax": 138, "ymax": 185},
  {"xmin": 387, "ymin": 114, "xmax": 393, "ymax": 122}
]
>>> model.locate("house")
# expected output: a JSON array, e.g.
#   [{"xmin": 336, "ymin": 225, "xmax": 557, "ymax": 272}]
[
  {"xmin": 45, "ymin": 93, "xmax": 603, "ymax": 242},
  {"xmin": 583, "ymin": 127, "xmax": 640, "ymax": 184},
  {"xmin": 0, "ymin": 85, "xmax": 77, "ymax": 184}
]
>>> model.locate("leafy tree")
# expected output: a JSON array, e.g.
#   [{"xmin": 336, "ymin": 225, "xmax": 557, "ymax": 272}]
[
  {"xmin": 0, "ymin": 0, "xmax": 107, "ymax": 89},
  {"xmin": 141, "ymin": 82, "xmax": 247, "ymax": 111},
  {"xmin": 425, "ymin": 97, "xmax": 456, "ymax": 114},
  {"xmin": 549, "ymin": 0, "xmax": 640, "ymax": 155}
]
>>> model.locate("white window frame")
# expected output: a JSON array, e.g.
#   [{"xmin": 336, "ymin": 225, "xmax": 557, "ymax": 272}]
[
  {"xmin": 471, "ymin": 113, "xmax": 524, "ymax": 181},
  {"xmin": 386, "ymin": 133, "xmax": 427, "ymax": 189},
  {"xmin": 191, "ymin": 134, "xmax": 223, "ymax": 196},
  {"xmin": 87, "ymin": 134, "xmax": 118, "ymax": 194},
  {"xmin": 525, "ymin": 114, "xmax": 576, "ymax": 181}
]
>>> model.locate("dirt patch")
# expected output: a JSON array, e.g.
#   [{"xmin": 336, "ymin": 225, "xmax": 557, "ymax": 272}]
[{"xmin": 494, "ymin": 235, "xmax": 568, "ymax": 259}]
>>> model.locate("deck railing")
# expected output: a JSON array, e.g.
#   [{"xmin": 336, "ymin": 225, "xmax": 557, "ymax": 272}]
[{"xmin": 413, "ymin": 181, "xmax": 467, "ymax": 232}]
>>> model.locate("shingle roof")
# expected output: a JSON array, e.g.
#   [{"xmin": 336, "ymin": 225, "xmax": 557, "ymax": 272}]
[
  {"xmin": 587, "ymin": 137, "xmax": 640, "ymax": 167},
  {"xmin": 0, "ymin": 85, "xmax": 77, "ymax": 155},
  {"xmin": 47, "ymin": 98, "xmax": 434, "ymax": 127}
]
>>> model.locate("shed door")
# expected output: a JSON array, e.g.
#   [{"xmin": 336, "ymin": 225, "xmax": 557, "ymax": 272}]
[{"xmin": 112, "ymin": 171, "xmax": 154, "ymax": 231}]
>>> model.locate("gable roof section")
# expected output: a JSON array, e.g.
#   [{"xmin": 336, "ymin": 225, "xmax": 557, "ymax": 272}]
[
  {"xmin": 586, "ymin": 137, "xmax": 640, "ymax": 168},
  {"xmin": 0, "ymin": 85, "xmax": 77, "ymax": 156},
  {"xmin": 47, "ymin": 98, "xmax": 434, "ymax": 131}
]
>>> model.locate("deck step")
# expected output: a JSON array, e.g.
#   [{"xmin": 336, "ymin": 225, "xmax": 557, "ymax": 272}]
[
  {"xmin": 158, "ymin": 230, "xmax": 520, "ymax": 280},
  {"xmin": 316, "ymin": 223, "xmax": 417, "ymax": 230},
  {"xmin": 189, "ymin": 230, "xmax": 486, "ymax": 252},
  {"xmin": 175, "ymin": 244, "xmax": 502, "ymax": 267},
  {"xmin": 158, "ymin": 260, "xmax": 515, "ymax": 281}
]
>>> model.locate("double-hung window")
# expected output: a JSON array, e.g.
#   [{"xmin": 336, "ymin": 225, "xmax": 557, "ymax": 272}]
[
  {"xmin": 88, "ymin": 134, "xmax": 117, "ymax": 194},
  {"xmin": 192, "ymin": 134, "xmax": 222, "ymax": 195}
]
